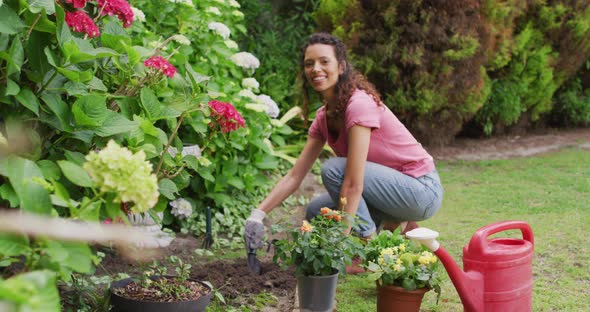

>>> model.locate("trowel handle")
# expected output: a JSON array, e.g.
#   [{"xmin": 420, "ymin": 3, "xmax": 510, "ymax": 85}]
[{"xmin": 468, "ymin": 220, "xmax": 534, "ymax": 253}]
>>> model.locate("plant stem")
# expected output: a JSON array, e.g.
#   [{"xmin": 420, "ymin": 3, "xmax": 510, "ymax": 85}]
[
  {"xmin": 26, "ymin": 14, "xmax": 42, "ymax": 40},
  {"xmin": 37, "ymin": 70, "xmax": 58, "ymax": 95},
  {"xmin": 156, "ymin": 114, "xmax": 185, "ymax": 176}
]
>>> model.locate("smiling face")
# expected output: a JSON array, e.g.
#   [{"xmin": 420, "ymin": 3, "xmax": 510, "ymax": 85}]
[{"xmin": 303, "ymin": 43, "xmax": 344, "ymax": 101}]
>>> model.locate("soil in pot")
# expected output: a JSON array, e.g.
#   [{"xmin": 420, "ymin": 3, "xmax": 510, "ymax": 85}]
[
  {"xmin": 110, "ymin": 277, "xmax": 212, "ymax": 312},
  {"xmin": 111, "ymin": 276, "xmax": 210, "ymax": 302}
]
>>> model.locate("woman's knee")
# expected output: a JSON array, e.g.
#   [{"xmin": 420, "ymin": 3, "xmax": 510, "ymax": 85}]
[{"xmin": 320, "ymin": 157, "xmax": 346, "ymax": 183}]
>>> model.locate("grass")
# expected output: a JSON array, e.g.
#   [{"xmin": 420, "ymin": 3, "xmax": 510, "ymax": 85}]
[{"xmin": 336, "ymin": 147, "xmax": 590, "ymax": 312}]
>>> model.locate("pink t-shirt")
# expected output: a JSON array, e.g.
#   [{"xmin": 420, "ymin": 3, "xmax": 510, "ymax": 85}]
[{"xmin": 308, "ymin": 89, "xmax": 435, "ymax": 178}]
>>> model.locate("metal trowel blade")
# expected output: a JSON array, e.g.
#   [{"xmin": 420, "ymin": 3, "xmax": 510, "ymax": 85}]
[{"xmin": 247, "ymin": 253, "xmax": 262, "ymax": 275}]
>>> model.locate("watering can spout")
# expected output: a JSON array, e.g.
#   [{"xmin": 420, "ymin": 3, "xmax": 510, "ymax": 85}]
[{"xmin": 406, "ymin": 228, "xmax": 484, "ymax": 312}]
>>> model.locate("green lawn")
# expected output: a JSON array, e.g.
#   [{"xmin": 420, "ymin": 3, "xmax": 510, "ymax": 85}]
[{"xmin": 336, "ymin": 147, "xmax": 590, "ymax": 311}]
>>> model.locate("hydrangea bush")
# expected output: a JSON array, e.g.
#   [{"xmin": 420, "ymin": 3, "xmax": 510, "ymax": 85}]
[{"xmin": 0, "ymin": 0, "xmax": 292, "ymax": 308}]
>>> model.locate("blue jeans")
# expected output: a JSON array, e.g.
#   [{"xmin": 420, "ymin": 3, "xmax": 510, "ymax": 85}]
[{"xmin": 306, "ymin": 157, "xmax": 443, "ymax": 237}]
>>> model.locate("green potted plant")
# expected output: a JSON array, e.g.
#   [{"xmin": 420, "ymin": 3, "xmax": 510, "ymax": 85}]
[
  {"xmin": 364, "ymin": 230, "xmax": 442, "ymax": 312},
  {"xmin": 273, "ymin": 207, "xmax": 364, "ymax": 311},
  {"xmin": 110, "ymin": 256, "xmax": 212, "ymax": 312}
]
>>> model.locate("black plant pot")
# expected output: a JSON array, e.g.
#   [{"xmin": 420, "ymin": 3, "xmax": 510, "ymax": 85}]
[{"xmin": 110, "ymin": 277, "xmax": 212, "ymax": 312}]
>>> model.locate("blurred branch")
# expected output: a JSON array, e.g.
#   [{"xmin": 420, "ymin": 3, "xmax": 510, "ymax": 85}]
[{"xmin": 0, "ymin": 210, "xmax": 162, "ymax": 261}]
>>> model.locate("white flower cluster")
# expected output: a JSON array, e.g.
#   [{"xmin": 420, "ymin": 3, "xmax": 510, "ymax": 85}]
[
  {"xmin": 83, "ymin": 140, "xmax": 159, "ymax": 214},
  {"xmin": 257, "ymin": 94, "xmax": 280, "ymax": 118},
  {"xmin": 242, "ymin": 78, "xmax": 259, "ymax": 90},
  {"xmin": 229, "ymin": 0, "xmax": 240, "ymax": 7},
  {"xmin": 172, "ymin": 34, "xmax": 191, "ymax": 46},
  {"xmin": 208, "ymin": 22, "xmax": 231, "ymax": 40},
  {"xmin": 169, "ymin": 0, "xmax": 194, "ymax": 6},
  {"xmin": 230, "ymin": 52, "xmax": 260, "ymax": 70},
  {"xmin": 206, "ymin": 6, "xmax": 221, "ymax": 15},
  {"xmin": 131, "ymin": 7, "xmax": 145, "ymax": 22},
  {"xmin": 170, "ymin": 198, "xmax": 193, "ymax": 219},
  {"xmin": 168, "ymin": 145, "xmax": 201, "ymax": 158}
]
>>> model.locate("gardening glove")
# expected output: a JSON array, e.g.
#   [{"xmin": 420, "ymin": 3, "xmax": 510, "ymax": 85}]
[{"xmin": 244, "ymin": 209, "xmax": 266, "ymax": 274}]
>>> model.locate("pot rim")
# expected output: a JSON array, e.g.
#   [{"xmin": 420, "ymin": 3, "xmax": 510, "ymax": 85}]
[{"xmin": 110, "ymin": 276, "xmax": 212, "ymax": 303}]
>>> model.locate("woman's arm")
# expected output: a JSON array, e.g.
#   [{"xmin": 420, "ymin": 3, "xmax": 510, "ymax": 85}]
[
  {"xmin": 339, "ymin": 125, "xmax": 372, "ymax": 233},
  {"xmin": 257, "ymin": 136, "xmax": 325, "ymax": 214}
]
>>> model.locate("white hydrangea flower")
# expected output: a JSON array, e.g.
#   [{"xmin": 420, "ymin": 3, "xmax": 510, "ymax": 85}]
[
  {"xmin": 224, "ymin": 39, "xmax": 238, "ymax": 49},
  {"xmin": 242, "ymin": 78, "xmax": 259, "ymax": 90},
  {"xmin": 131, "ymin": 7, "xmax": 145, "ymax": 22},
  {"xmin": 168, "ymin": 145, "xmax": 201, "ymax": 158},
  {"xmin": 238, "ymin": 89, "xmax": 257, "ymax": 100},
  {"xmin": 230, "ymin": 52, "xmax": 260, "ymax": 70},
  {"xmin": 208, "ymin": 22, "xmax": 231, "ymax": 40},
  {"xmin": 229, "ymin": 0, "xmax": 240, "ymax": 8},
  {"xmin": 83, "ymin": 140, "xmax": 159, "ymax": 214},
  {"xmin": 232, "ymin": 10, "xmax": 244, "ymax": 18},
  {"xmin": 172, "ymin": 34, "xmax": 191, "ymax": 46},
  {"xmin": 257, "ymin": 94, "xmax": 280, "ymax": 118},
  {"xmin": 206, "ymin": 6, "xmax": 222, "ymax": 15},
  {"xmin": 170, "ymin": 198, "xmax": 193, "ymax": 219}
]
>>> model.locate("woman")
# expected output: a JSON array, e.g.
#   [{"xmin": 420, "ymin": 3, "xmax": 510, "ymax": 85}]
[{"xmin": 244, "ymin": 32, "xmax": 443, "ymax": 262}]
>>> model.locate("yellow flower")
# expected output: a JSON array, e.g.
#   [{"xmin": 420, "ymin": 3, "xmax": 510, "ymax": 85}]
[
  {"xmin": 380, "ymin": 248, "xmax": 395, "ymax": 256},
  {"xmin": 399, "ymin": 244, "xmax": 406, "ymax": 252},
  {"xmin": 300, "ymin": 220, "xmax": 313, "ymax": 232}
]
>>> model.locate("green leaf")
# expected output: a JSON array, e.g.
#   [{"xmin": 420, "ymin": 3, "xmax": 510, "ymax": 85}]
[
  {"xmin": 5, "ymin": 78, "xmax": 20, "ymax": 96},
  {"xmin": 87, "ymin": 76, "xmax": 107, "ymax": 91},
  {"xmin": 43, "ymin": 240, "xmax": 93, "ymax": 273},
  {"xmin": 78, "ymin": 200, "xmax": 100, "ymax": 221},
  {"xmin": 158, "ymin": 178, "xmax": 178, "ymax": 200},
  {"xmin": 101, "ymin": 21, "xmax": 130, "ymax": 53},
  {"xmin": 198, "ymin": 170, "xmax": 215, "ymax": 182},
  {"xmin": 0, "ymin": 184, "xmax": 19, "ymax": 207},
  {"xmin": 57, "ymin": 160, "xmax": 93, "ymax": 187},
  {"xmin": 57, "ymin": 66, "xmax": 93, "ymax": 83},
  {"xmin": 28, "ymin": 0, "xmax": 55, "ymax": 15},
  {"xmin": 41, "ymin": 93, "xmax": 73, "ymax": 131},
  {"xmin": 0, "ymin": 156, "xmax": 53, "ymax": 214},
  {"xmin": 139, "ymin": 87, "xmax": 161, "ymax": 120},
  {"xmin": 0, "ymin": 5, "xmax": 25, "ymax": 34},
  {"xmin": 0, "ymin": 234, "xmax": 30, "ymax": 256},
  {"xmin": 62, "ymin": 38, "xmax": 118, "ymax": 64},
  {"xmin": 0, "ymin": 270, "xmax": 60, "ymax": 311},
  {"xmin": 72, "ymin": 95, "xmax": 108, "ymax": 127},
  {"xmin": 36, "ymin": 159, "xmax": 61, "ymax": 180},
  {"xmin": 7, "ymin": 37, "xmax": 24, "ymax": 76},
  {"xmin": 94, "ymin": 112, "xmax": 140, "ymax": 137},
  {"xmin": 15, "ymin": 87, "xmax": 40, "ymax": 116}
]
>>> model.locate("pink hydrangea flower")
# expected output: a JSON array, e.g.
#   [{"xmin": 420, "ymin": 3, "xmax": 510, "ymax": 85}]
[
  {"xmin": 65, "ymin": 11, "xmax": 100, "ymax": 38},
  {"xmin": 143, "ymin": 56, "xmax": 177, "ymax": 78},
  {"xmin": 208, "ymin": 100, "xmax": 246, "ymax": 133},
  {"xmin": 65, "ymin": 0, "xmax": 88, "ymax": 8},
  {"xmin": 96, "ymin": 0, "xmax": 134, "ymax": 28}
]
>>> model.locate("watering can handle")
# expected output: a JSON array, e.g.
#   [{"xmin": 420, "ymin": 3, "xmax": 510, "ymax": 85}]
[{"xmin": 467, "ymin": 220, "xmax": 534, "ymax": 255}]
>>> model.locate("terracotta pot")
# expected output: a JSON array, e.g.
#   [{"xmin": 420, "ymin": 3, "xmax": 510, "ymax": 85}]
[
  {"xmin": 376, "ymin": 282, "xmax": 428, "ymax": 312},
  {"xmin": 110, "ymin": 276, "xmax": 211, "ymax": 312},
  {"xmin": 297, "ymin": 270, "xmax": 339, "ymax": 312}
]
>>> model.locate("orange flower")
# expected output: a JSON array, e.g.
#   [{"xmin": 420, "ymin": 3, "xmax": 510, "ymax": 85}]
[
  {"xmin": 300, "ymin": 220, "xmax": 313, "ymax": 232},
  {"xmin": 320, "ymin": 207, "xmax": 332, "ymax": 215},
  {"xmin": 333, "ymin": 214, "xmax": 342, "ymax": 222}
]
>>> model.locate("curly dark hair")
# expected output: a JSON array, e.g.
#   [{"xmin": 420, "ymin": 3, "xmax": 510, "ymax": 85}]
[{"xmin": 300, "ymin": 32, "xmax": 382, "ymax": 119}]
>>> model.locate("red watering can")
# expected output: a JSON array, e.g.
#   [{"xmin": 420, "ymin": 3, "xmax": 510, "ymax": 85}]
[{"xmin": 406, "ymin": 221, "xmax": 534, "ymax": 312}]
